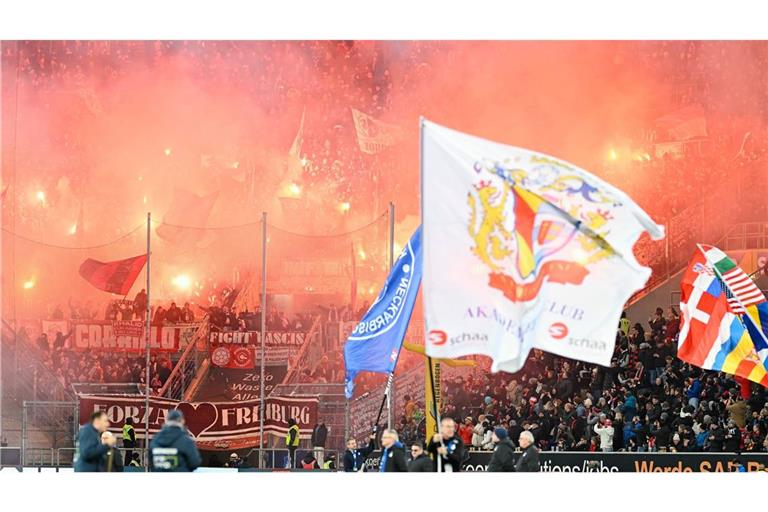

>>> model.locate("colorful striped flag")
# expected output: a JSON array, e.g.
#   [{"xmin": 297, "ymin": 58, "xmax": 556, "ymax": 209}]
[
  {"xmin": 679, "ymin": 245, "xmax": 768, "ymax": 387},
  {"xmin": 700, "ymin": 244, "xmax": 764, "ymax": 314}
]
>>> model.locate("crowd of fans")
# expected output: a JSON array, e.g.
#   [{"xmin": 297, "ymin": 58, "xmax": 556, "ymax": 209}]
[
  {"xmin": 391, "ymin": 306, "xmax": 768, "ymax": 454},
  {"xmin": 12, "ymin": 325, "xmax": 176, "ymax": 399}
]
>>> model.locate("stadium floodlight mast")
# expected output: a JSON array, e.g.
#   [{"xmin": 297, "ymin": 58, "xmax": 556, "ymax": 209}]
[{"xmin": 144, "ymin": 212, "xmax": 151, "ymax": 472}]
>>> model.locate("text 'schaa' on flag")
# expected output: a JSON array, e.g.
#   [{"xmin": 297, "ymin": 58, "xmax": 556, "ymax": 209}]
[
  {"xmin": 678, "ymin": 244, "xmax": 768, "ymax": 386},
  {"xmin": 343, "ymin": 226, "xmax": 422, "ymax": 399},
  {"xmin": 421, "ymin": 120, "xmax": 664, "ymax": 373},
  {"xmin": 79, "ymin": 254, "xmax": 148, "ymax": 295}
]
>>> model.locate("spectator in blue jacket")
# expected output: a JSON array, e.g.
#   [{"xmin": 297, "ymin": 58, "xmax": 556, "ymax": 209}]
[
  {"xmin": 149, "ymin": 410, "xmax": 202, "ymax": 472},
  {"xmin": 623, "ymin": 391, "xmax": 638, "ymax": 420},
  {"xmin": 74, "ymin": 411, "xmax": 110, "ymax": 472},
  {"xmin": 687, "ymin": 378, "xmax": 703, "ymax": 410}
]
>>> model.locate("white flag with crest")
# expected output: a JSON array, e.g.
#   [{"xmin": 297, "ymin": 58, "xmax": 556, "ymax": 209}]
[{"xmin": 422, "ymin": 120, "xmax": 664, "ymax": 372}]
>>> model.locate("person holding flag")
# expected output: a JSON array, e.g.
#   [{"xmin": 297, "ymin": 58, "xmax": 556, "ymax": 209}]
[
  {"xmin": 427, "ymin": 417, "xmax": 465, "ymax": 472},
  {"xmin": 343, "ymin": 433, "xmax": 376, "ymax": 472}
]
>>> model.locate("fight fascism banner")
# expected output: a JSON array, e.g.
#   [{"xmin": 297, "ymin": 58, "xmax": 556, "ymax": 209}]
[
  {"xmin": 72, "ymin": 321, "xmax": 196, "ymax": 352},
  {"xmin": 78, "ymin": 394, "xmax": 318, "ymax": 451},
  {"xmin": 208, "ymin": 331, "xmax": 308, "ymax": 347},
  {"xmin": 363, "ymin": 451, "xmax": 768, "ymax": 473}
]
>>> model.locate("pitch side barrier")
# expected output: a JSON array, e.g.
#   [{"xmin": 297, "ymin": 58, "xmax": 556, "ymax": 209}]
[{"xmin": 362, "ymin": 451, "xmax": 768, "ymax": 473}]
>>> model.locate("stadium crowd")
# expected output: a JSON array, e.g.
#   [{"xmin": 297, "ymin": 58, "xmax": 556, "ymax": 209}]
[
  {"xmin": 21, "ymin": 321, "xmax": 177, "ymax": 396},
  {"xmin": 391, "ymin": 306, "xmax": 768, "ymax": 454}
]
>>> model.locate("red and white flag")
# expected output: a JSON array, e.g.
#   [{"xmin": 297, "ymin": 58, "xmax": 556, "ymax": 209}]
[{"xmin": 79, "ymin": 254, "xmax": 147, "ymax": 296}]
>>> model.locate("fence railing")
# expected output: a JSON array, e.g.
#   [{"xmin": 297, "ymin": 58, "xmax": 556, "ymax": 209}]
[
  {"xmin": 55, "ymin": 446, "xmax": 148, "ymax": 468},
  {"xmin": 21, "ymin": 400, "xmax": 79, "ymax": 466},
  {"xmin": 284, "ymin": 316, "xmax": 323, "ymax": 383},
  {"xmin": 1, "ymin": 319, "xmax": 74, "ymax": 404},
  {"xmin": 158, "ymin": 318, "xmax": 209, "ymax": 399},
  {"xmin": 244, "ymin": 447, "xmax": 341, "ymax": 471}
]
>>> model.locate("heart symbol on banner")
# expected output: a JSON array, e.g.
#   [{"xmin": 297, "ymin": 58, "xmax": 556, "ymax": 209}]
[{"xmin": 175, "ymin": 402, "xmax": 218, "ymax": 438}]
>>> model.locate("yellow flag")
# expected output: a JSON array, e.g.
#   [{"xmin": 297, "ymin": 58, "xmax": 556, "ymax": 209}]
[{"xmin": 425, "ymin": 358, "xmax": 442, "ymax": 439}]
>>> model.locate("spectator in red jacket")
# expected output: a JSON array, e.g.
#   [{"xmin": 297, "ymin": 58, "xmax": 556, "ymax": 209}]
[{"xmin": 458, "ymin": 416, "xmax": 474, "ymax": 446}]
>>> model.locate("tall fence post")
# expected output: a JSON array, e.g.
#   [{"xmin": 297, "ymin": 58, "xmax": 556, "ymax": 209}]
[
  {"xmin": 259, "ymin": 211, "xmax": 268, "ymax": 467},
  {"xmin": 144, "ymin": 212, "xmax": 152, "ymax": 472},
  {"xmin": 387, "ymin": 201, "xmax": 395, "ymax": 430}
]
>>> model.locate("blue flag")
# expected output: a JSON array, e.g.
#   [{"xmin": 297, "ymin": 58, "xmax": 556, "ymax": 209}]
[{"xmin": 343, "ymin": 226, "xmax": 422, "ymax": 399}]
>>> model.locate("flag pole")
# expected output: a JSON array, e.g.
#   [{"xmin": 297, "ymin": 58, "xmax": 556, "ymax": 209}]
[
  {"xmin": 144, "ymin": 212, "xmax": 151, "ymax": 472},
  {"xmin": 259, "ymin": 211, "xmax": 267, "ymax": 466},
  {"xmin": 387, "ymin": 201, "xmax": 395, "ymax": 430},
  {"xmin": 426, "ymin": 355, "xmax": 443, "ymax": 472},
  {"xmin": 419, "ymin": 117, "xmax": 444, "ymax": 470},
  {"xmin": 371, "ymin": 202, "xmax": 397, "ymax": 434}
]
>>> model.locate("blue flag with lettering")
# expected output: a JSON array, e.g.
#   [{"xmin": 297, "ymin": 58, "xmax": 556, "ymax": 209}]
[{"xmin": 343, "ymin": 226, "xmax": 422, "ymax": 399}]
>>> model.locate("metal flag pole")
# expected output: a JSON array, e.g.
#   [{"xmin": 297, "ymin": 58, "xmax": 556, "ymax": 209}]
[
  {"xmin": 386, "ymin": 201, "xmax": 395, "ymax": 430},
  {"xmin": 418, "ymin": 117, "xmax": 445, "ymax": 471},
  {"xmin": 259, "ymin": 211, "xmax": 267, "ymax": 467},
  {"xmin": 144, "ymin": 212, "xmax": 151, "ymax": 471}
]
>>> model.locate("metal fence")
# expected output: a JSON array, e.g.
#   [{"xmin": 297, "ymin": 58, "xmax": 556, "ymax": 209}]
[
  {"xmin": 21, "ymin": 401, "xmax": 78, "ymax": 466},
  {"xmin": 244, "ymin": 447, "xmax": 341, "ymax": 471},
  {"xmin": 55, "ymin": 446, "xmax": 147, "ymax": 468},
  {"xmin": 157, "ymin": 320, "xmax": 209, "ymax": 401}
]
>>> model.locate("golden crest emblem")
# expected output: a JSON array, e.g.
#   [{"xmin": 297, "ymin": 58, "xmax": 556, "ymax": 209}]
[{"xmin": 467, "ymin": 158, "xmax": 616, "ymax": 302}]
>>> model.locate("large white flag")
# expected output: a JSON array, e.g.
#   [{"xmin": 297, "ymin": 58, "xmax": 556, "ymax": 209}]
[{"xmin": 422, "ymin": 120, "xmax": 664, "ymax": 372}]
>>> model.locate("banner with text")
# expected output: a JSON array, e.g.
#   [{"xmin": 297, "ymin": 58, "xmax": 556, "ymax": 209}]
[
  {"xmin": 193, "ymin": 365, "xmax": 290, "ymax": 402},
  {"xmin": 72, "ymin": 321, "xmax": 198, "ymax": 352},
  {"xmin": 208, "ymin": 331, "xmax": 308, "ymax": 347},
  {"xmin": 78, "ymin": 393, "xmax": 317, "ymax": 451}
]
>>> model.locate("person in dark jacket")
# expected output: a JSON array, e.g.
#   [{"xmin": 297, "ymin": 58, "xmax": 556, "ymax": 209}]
[
  {"xmin": 311, "ymin": 422, "xmax": 329, "ymax": 467},
  {"xmin": 408, "ymin": 440, "xmax": 434, "ymax": 472},
  {"xmin": 343, "ymin": 433, "xmax": 376, "ymax": 472},
  {"xmin": 379, "ymin": 429, "xmax": 408, "ymax": 472},
  {"xmin": 149, "ymin": 409, "xmax": 202, "ymax": 472},
  {"xmin": 514, "ymin": 430, "xmax": 540, "ymax": 472},
  {"xmin": 427, "ymin": 417, "xmax": 465, "ymax": 472},
  {"xmin": 487, "ymin": 427, "xmax": 516, "ymax": 472},
  {"xmin": 99, "ymin": 431, "xmax": 124, "ymax": 472},
  {"xmin": 74, "ymin": 411, "xmax": 110, "ymax": 472},
  {"xmin": 724, "ymin": 421, "xmax": 742, "ymax": 452}
]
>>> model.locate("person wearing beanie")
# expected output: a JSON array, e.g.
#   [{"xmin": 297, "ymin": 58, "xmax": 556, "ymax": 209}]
[
  {"xmin": 149, "ymin": 409, "xmax": 202, "ymax": 472},
  {"xmin": 487, "ymin": 427, "xmax": 515, "ymax": 472}
]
